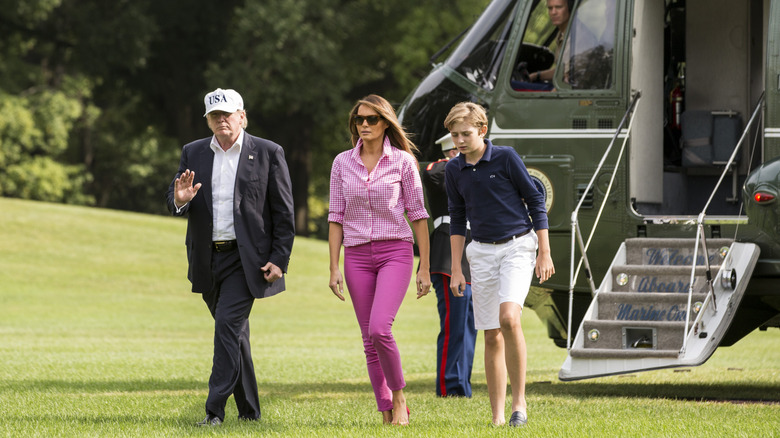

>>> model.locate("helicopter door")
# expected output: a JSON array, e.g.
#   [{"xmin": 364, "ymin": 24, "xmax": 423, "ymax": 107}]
[
  {"xmin": 491, "ymin": 0, "xmax": 624, "ymax": 233},
  {"xmin": 630, "ymin": 0, "xmax": 764, "ymax": 216}
]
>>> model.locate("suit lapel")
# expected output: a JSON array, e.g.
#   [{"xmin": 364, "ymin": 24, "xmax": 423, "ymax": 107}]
[{"xmin": 234, "ymin": 134, "xmax": 256, "ymax": 208}]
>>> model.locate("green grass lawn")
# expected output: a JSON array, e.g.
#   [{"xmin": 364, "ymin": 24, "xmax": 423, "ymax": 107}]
[{"xmin": 1, "ymin": 197, "xmax": 778, "ymax": 437}]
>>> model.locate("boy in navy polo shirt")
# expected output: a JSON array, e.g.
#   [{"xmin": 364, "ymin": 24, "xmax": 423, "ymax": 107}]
[{"xmin": 444, "ymin": 102, "xmax": 555, "ymax": 427}]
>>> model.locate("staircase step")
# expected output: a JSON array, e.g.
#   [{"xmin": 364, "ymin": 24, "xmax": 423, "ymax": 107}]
[
  {"xmin": 570, "ymin": 348, "xmax": 680, "ymax": 359},
  {"xmin": 610, "ymin": 264, "xmax": 715, "ymax": 293},
  {"xmin": 581, "ymin": 320, "xmax": 688, "ymax": 351},
  {"xmin": 561, "ymin": 241, "xmax": 760, "ymax": 380},
  {"xmin": 625, "ymin": 238, "xmax": 732, "ymax": 266},
  {"xmin": 596, "ymin": 291, "xmax": 707, "ymax": 320}
]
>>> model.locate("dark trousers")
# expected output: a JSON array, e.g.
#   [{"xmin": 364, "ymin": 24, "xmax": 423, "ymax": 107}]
[
  {"xmin": 201, "ymin": 248, "xmax": 260, "ymax": 421},
  {"xmin": 434, "ymin": 273, "xmax": 477, "ymax": 397}
]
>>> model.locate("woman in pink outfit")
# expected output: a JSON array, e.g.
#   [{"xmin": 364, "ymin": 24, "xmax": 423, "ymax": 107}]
[{"xmin": 328, "ymin": 94, "xmax": 431, "ymax": 425}]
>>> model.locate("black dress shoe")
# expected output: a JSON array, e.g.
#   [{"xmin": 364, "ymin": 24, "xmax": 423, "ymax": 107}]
[{"xmin": 196, "ymin": 414, "xmax": 222, "ymax": 427}]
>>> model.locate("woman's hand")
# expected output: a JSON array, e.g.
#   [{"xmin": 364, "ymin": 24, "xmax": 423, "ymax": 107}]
[
  {"xmin": 416, "ymin": 268, "xmax": 431, "ymax": 299},
  {"xmin": 329, "ymin": 269, "xmax": 345, "ymax": 301}
]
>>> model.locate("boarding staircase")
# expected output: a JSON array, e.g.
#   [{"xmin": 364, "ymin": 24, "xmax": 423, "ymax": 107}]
[
  {"xmin": 558, "ymin": 93, "xmax": 764, "ymax": 380},
  {"xmin": 559, "ymin": 237, "xmax": 759, "ymax": 380}
]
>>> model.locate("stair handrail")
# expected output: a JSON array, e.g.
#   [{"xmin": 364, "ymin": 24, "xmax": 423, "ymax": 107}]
[
  {"xmin": 567, "ymin": 91, "xmax": 642, "ymax": 350},
  {"xmin": 681, "ymin": 92, "xmax": 765, "ymax": 354}
]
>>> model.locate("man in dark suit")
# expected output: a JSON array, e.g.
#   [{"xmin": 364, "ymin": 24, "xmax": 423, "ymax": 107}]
[{"xmin": 166, "ymin": 88, "xmax": 295, "ymax": 427}]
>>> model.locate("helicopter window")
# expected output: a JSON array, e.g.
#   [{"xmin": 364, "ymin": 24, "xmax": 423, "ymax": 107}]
[
  {"xmin": 562, "ymin": 0, "xmax": 616, "ymax": 90},
  {"xmin": 512, "ymin": 0, "xmax": 616, "ymax": 92},
  {"xmin": 511, "ymin": 0, "xmax": 563, "ymax": 91},
  {"xmin": 522, "ymin": 1, "xmax": 560, "ymax": 47},
  {"xmin": 446, "ymin": 0, "xmax": 519, "ymax": 91}
]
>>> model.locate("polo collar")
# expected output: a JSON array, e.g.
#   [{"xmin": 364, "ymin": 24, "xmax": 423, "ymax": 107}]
[{"xmin": 455, "ymin": 138, "xmax": 494, "ymax": 169}]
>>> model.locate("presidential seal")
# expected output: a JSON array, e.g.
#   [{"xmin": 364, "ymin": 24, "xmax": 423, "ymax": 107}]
[{"xmin": 527, "ymin": 167, "xmax": 554, "ymax": 213}]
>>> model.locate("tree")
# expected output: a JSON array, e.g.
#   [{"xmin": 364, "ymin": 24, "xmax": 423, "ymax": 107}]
[
  {"xmin": 0, "ymin": 1, "xmax": 93, "ymax": 204},
  {"xmin": 0, "ymin": 0, "xmax": 490, "ymax": 231},
  {"xmin": 208, "ymin": 0, "xmax": 489, "ymax": 237}
]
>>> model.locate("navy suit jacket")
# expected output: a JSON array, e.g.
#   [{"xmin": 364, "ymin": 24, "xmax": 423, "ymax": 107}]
[{"xmin": 166, "ymin": 132, "xmax": 295, "ymax": 298}]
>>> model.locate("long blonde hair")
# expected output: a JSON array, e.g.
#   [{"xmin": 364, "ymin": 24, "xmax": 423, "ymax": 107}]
[{"xmin": 348, "ymin": 95, "xmax": 419, "ymax": 158}]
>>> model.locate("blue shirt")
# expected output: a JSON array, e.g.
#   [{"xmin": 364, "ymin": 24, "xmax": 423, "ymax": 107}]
[{"xmin": 445, "ymin": 139, "xmax": 548, "ymax": 242}]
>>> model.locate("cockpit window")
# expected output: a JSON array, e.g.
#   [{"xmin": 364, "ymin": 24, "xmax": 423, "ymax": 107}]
[
  {"xmin": 523, "ymin": 1, "xmax": 561, "ymax": 48},
  {"xmin": 446, "ymin": 0, "xmax": 519, "ymax": 91},
  {"xmin": 512, "ymin": 0, "xmax": 617, "ymax": 92}
]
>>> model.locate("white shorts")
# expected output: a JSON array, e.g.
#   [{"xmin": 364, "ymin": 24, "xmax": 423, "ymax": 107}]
[{"xmin": 466, "ymin": 231, "xmax": 537, "ymax": 330}]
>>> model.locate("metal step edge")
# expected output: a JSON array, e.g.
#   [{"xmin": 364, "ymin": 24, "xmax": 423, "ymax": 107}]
[
  {"xmin": 569, "ymin": 348, "xmax": 680, "ymax": 359},
  {"xmin": 611, "ymin": 264, "xmax": 721, "ymax": 274},
  {"xmin": 625, "ymin": 238, "xmax": 734, "ymax": 247},
  {"xmin": 582, "ymin": 320, "xmax": 688, "ymax": 328},
  {"xmin": 597, "ymin": 291, "xmax": 708, "ymax": 301}
]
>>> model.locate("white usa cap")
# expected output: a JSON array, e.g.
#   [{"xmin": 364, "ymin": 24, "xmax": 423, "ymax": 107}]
[
  {"xmin": 435, "ymin": 133, "xmax": 455, "ymax": 152},
  {"xmin": 203, "ymin": 88, "xmax": 244, "ymax": 116}
]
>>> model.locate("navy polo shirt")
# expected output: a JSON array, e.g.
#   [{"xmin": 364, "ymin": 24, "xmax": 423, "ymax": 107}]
[{"xmin": 445, "ymin": 139, "xmax": 548, "ymax": 242}]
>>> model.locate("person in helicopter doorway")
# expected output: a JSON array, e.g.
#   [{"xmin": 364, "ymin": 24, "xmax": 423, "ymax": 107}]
[
  {"xmin": 514, "ymin": 0, "xmax": 574, "ymax": 90},
  {"xmin": 532, "ymin": 0, "xmax": 574, "ymax": 83}
]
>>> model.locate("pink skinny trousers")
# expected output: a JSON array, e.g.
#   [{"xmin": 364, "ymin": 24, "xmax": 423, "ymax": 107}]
[{"xmin": 343, "ymin": 239, "xmax": 412, "ymax": 412}]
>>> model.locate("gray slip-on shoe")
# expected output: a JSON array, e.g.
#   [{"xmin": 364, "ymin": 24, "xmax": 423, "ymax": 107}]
[{"xmin": 508, "ymin": 410, "xmax": 527, "ymax": 427}]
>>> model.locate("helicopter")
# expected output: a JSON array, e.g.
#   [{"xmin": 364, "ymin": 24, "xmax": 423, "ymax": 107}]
[{"xmin": 398, "ymin": 0, "xmax": 780, "ymax": 380}]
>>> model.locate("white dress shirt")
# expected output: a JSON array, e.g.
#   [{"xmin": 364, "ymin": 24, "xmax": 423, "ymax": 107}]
[{"xmin": 210, "ymin": 129, "xmax": 244, "ymax": 241}]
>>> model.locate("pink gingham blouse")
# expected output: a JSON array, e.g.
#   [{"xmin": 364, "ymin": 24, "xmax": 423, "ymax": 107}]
[{"xmin": 328, "ymin": 136, "xmax": 429, "ymax": 247}]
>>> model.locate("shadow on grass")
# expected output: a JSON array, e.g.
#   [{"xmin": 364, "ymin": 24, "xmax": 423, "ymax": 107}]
[
  {"xmin": 5, "ymin": 374, "xmax": 779, "ymax": 404},
  {"xmin": 0, "ymin": 378, "xmax": 204, "ymax": 393},
  {"xmin": 1, "ymin": 379, "xmax": 406, "ymax": 432},
  {"xmin": 1, "ymin": 378, "xmax": 377, "ymax": 396}
]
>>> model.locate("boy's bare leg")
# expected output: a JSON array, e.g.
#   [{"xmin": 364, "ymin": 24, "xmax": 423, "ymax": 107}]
[
  {"xmin": 484, "ymin": 328, "xmax": 507, "ymax": 425},
  {"xmin": 500, "ymin": 302, "xmax": 527, "ymax": 415}
]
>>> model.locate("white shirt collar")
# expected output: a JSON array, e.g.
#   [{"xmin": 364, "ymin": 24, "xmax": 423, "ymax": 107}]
[{"xmin": 210, "ymin": 129, "xmax": 245, "ymax": 154}]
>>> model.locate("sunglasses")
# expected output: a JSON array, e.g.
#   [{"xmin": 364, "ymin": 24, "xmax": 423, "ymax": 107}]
[{"xmin": 353, "ymin": 115, "xmax": 383, "ymax": 126}]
